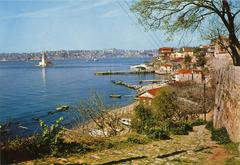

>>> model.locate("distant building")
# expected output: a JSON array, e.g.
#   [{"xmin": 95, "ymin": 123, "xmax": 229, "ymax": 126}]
[
  {"xmin": 173, "ymin": 69, "xmax": 204, "ymax": 83},
  {"xmin": 207, "ymin": 36, "xmax": 233, "ymax": 68},
  {"xmin": 199, "ymin": 45, "xmax": 210, "ymax": 49},
  {"xmin": 172, "ymin": 52, "xmax": 184, "ymax": 59},
  {"xmin": 170, "ymin": 48, "xmax": 193, "ymax": 60},
  {"xmin": 156, "ymin": 64, "xmax": 173, "ymax": 74},
  {"xmin": 159, "ymin": 47, "xmax": 173, "ymax": 55},
  {"xmin": 210, "ymin": 36, "xmax": 230, "ymax": 57}
]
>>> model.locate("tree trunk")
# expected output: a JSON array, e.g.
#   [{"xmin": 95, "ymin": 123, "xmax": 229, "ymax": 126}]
[
  {"xmin": 222, "ymin": 0, "xmax": 240, "ymax": 66},
  {"xmin": 228, "ymin": 33, "xmax": 240, "ymax": 66}
]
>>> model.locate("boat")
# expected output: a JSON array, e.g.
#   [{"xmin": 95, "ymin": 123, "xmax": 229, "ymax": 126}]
[
  {"xmin": 37, "ymin": 52, "xmax": 53, "ymax": 68},
  {"xmin": 130, "ymin": 64, "xmax": 148, "ymax": 71},
  {"xmin": 56, "ymin": 105, "xmax": 70, "ymax": 111},
  {"xmin": 110, "ymin": 94, "xmax": 122, "ymax": 98},
  {"xmin": 120, "ymin": 118, "xmax": 131, "ymax": 126}
]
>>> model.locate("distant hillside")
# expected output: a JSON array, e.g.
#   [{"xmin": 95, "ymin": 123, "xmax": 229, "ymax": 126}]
[{"xmin": 0, "ymin": 49, "xmax": 156, "ymax": 61}]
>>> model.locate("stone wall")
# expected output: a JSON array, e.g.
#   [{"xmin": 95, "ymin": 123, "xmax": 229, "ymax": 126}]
[{"xmin": 213, "ymin": 65, "xmax": 240, "ymax": 142}]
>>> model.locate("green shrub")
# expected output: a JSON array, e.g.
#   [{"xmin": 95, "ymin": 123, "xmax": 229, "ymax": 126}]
[
  {"xmin": 205, "ymin": 121, "xmax": 231, "ymax": 144},
  {"xmin": 147, "ymin": 128, "xmax": 170, "ymax": 140},
  {"xmin": 191, "ymin": 119, "xmax": 207, "ymax": 127},
  {"xmin": 35, "ymin": 116, "xmax": 65, "ymax": 156},
  {"xmin": 211, "ymin": 127, "xmax": 231, "ymax": 144},
  {"xmin": 205, "ymin": 121, "xmax": 214, "ymax": 131},
  {"xmin": 169, "ymin": 122, "xmax": 193, "ymax": 135},
  {"xmin": 131, "ymin": 103, "xmax": 155, "ymax": 133}
]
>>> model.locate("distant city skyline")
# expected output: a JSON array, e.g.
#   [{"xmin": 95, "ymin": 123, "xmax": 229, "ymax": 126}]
[{"xmin": 0, "ymin": 0, "xmax": 206, "ymax": 53}]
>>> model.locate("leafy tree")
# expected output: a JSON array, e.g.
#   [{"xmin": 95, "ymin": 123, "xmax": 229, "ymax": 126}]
[
  {"xmin": 151, "ymin": 87, "xmax": 178, "ymax": 122},
  {"xmin": 196, "ymin": 53, "xmax": 207, "ymax": 67},
  {"xmin": 131, "ymin": 0, "xmax": 240, "ymax": 66},
  {"xmin": 184, "ymin": 55, "xmax": 192, "ymax": 68},
  {"xmin": 131, "ymin": 103, "xmax": 155, "ymax": 133}
]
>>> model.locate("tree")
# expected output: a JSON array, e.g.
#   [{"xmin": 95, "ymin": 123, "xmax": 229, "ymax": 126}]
[
  {"xmin": 195, "ymin": 53, "xmax": 207, "ymax": 68},
  {"xmin": 131, "ymin": 0, "xmax": 240, "ymax": 66},
  {"xmin": 151, "ymin": 87, "xmax": 178, "ymax": 122},
  {"xmin": 184, "ymin": 55, "xmax": 192, "ymax": 68},
  {"xmin": 131, "ymin": 103, "xmax": 155, "ymax": 133}
]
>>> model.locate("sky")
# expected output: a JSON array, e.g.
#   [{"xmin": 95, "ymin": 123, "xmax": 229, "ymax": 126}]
[{"xmin": 0, "ymin": 0, "xmax": 205, "ymax": 53}]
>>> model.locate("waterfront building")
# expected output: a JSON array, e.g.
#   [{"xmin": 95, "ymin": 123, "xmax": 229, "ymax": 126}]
[{"xmin": 172, "ymin": 69, "xmax": 204, "ymax": 83}]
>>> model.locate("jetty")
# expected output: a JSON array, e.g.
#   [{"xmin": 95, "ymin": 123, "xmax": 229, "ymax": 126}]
[
  {"xmin": 95, "ymin": 70, "xmax": 154, "ymax": 75},
  {"xmin": 111, "ymin": 80, "xmax": 142, "ymax": 90},
  {"xmin": 138, "ymin": 79, "xmax": 169, "ymax": 84}
]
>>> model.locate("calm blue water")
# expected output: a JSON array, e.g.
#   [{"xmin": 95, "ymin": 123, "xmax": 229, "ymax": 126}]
[{"xmin": 0, "ymin": 57, "xmax": 166, "ymax": 137}]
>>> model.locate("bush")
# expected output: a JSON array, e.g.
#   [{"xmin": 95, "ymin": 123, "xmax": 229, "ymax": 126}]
[
  {"xmin": 191, "ymin": 119, "xmax": 207, "ymax": 127},
  {"xmin": 205, "ymin": 121, "xmax": 231, "ymax": 144},
  {"xmin": 35, "ymin": 116, "xmax": 65, "ymax": 156},
  {"xmin": 205, "ymin": 121, "xmax": 214, "ymax": 131},
  {"xmin": 131, "ymin": 103, "xmax": 155, "ymax": 133},
  {"xmin": 168, "ymin": 122, "xmax": 193, "ymax": 135},
  {"xmin": 147, "ymin": 128, "xmax": 170, "ymax": 140},
  {"xmin": 151, "ymin": 87, "xmax": 178, "ymax": 122},
  {"xmin": 211, "ymin": 127, "xmax": 231, "ymax": 144}
]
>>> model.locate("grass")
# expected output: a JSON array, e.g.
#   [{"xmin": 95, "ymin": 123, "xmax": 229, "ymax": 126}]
[
  {"xmin": 224, "ymin": 143, "xmax": 240, "ymax": 165},
  {"xmin": 0, "ymin": 132, "xmax": 151, "ymax": 164}
]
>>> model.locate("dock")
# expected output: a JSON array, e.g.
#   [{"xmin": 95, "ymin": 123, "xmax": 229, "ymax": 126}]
[
  {"xmin": 95, "ymin": 70, "xmax": 154, "ymax": 75},
  {"xmin": 111, "ymin": 80, "xmax": 142, "ymax": 90},
  {"xmin": 138, "ymin": 80, "xmax": 169, "ymax": 83}
]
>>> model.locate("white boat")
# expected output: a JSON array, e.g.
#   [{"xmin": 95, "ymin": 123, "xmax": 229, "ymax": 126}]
[
  {"xmin": 130, "ymin": 64, "xmax": 148, "ymax": 71},
  {"xmin": 56, "ymin": 105, "xmax": 70, "ymax": 111},
  {"xmin": 120, "ymin": 118, "xmax": 131, "ymax": 126}
]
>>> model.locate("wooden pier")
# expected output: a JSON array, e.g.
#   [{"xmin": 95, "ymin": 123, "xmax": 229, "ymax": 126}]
[{"xmin": 94, "ymin": 70, "xmax": 154, "ymax": 75}]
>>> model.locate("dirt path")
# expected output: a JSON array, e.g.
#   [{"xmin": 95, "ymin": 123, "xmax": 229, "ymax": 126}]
[{"xmin": 21, "ymin": 125, "xmax": 233, "ymax": 165}]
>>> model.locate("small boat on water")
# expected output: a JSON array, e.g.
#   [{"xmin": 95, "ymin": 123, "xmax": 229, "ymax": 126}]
[
  {"xmin": 56, "ymin": 105, "xmax": 70, "ymax": 111},
  {"xmin": 110, "ymin": 94, "xmax": 122, "ymax": 98}
]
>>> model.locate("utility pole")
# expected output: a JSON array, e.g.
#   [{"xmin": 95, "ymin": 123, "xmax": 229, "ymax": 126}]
[{"xmin": 203, "ymin": 82, "xmax": 206, "ymax": 121}]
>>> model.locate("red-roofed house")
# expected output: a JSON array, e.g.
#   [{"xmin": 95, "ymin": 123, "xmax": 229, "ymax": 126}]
[
  {"xmin": 173, "ymin": 69, "xmax": 204, "ymax": 83},
  {"xmin": 159, "ymin": 47, "xmax": 173, "ymax": 55},
  {"xmin": 138, "ymin": 88, "xmax": 162, "ymax": 104}
]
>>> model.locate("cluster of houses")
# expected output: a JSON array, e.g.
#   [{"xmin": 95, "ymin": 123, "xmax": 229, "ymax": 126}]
[{"xmin": 135, "ymin": 36, "xmax": 231, "ymax": 103}]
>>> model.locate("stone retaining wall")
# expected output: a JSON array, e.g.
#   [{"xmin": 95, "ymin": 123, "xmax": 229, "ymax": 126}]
[{"xmin": 213, "ymin": 65, "xmax": 240, "ymax": 142}]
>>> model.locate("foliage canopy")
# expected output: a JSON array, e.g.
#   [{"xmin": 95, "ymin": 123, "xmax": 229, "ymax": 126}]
[{"xmin": 132, "ymin": 0, "xmax": 240, "ymax": 65}]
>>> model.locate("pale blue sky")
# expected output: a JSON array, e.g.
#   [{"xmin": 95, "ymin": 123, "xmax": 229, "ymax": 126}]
[{"xmin": 0, "ymin": 0, "xmax": 205, "ymax": 53}]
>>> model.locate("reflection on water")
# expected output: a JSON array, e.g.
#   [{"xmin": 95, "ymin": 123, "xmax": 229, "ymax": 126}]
[{"xmin": 41, "ymin": 68, "xmax": 46, "ymax": 87}]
